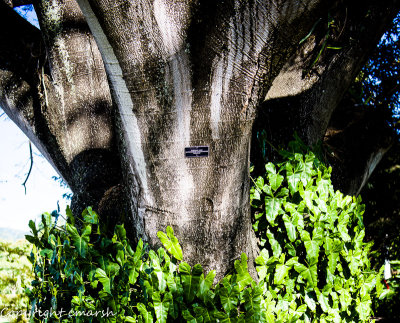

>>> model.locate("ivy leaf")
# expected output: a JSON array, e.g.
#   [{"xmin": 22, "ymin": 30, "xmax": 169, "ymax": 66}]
[
  {"xmin": 265, "ymin": 162, "xmax": 276, "ymax": 175},
  {"xmin": 305, "ymin": 292, "xmax": 316, "ymax": 312},
  {"xmin": 339, "ymin": 289, "xmax": 351, "ymax": 310},
  {"xmin": 268, "ymin": 173, "xmax": 284, "ymax": 192},
  {"xmin": 328, "ymin": 252, "xmax": 339, "ymax": 274},
  {"xmin": 265, "ymin": 197, "xmax": 281, "ymax": 225},
  {"xmin": 317, "ymin": 291, "xmax": 330, "ymax": 313},
  {"xmin": 304, "ymin": 240, "xmax": 320, "ymax": 265},
  {"xmin": 219, "ymin": 285, "xmax": 239, "ymax": 314},
  {"xmin": 274, "ymin": 263, "xmax": 289, "ymax": 285},
  {"xmin": 114, "ymin": 224, "xmax": 127, "ymax": 242},
  {"xmin": 82, "ymin": 206, "xmax": 99, "ymax": 224},
  {"xmin": 234, "ymin": 253, "xmax": 253, "ymax": 291},
  {"xmin": 286, "ymin": 163, "xmax": 301, "ymax": 193},
  {"xmin": 153, "ymin": 292, "xmax": 171, "ymax": 323},
  {"xmin": 356, "ymin": 296, "xmax": 372, "ymax": 321},
  {"xmin": 95, "ymin": 268, "xmax": 111, "ymax": 294},
  {"xmin": 256, "ymin": 176, "xmax": 265, "ymax": 191},
  {"xmin": 282, "ymin": 214, "xmax": 296, "ymax": 242},
  {"xmin": 66, "ymin": 223, "xmax": 90, "ymax": 257},
  {"xmin": 255, "ymin": 249, "xmax": 269, "ymax": 281},
  {"xmin": 197, "ymin": 270, "xmax": 216, "ymax": 302},
  {"xmin": 157, "ymin": 226, "xmax": 183, "ymax": 261},
  {"xmin": 294, "ymin": 263, "xmax": 318, "ymax": 288},
  {"xmin": 149, "ymin": 250, "xmax": 167, "ymax": 292},
  {"xmin": 179, "ymin": 262, "xmax": 202, "ymax": 302},
  {"xmin": 243, "ymin": 286, "xmax": 263, "ymax": 315},
  {"xmin": 266, "ymin": 231, "xmax": 282, "ymax": 258}
]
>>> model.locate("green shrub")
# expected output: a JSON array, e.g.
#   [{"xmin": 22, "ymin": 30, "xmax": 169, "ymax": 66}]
[
  {"xmin": 0, "ymin": 239, "xmax": 33, "ymax": 323},
  {"xmin": 25, "ymin": 139, "xmax": 384, "ymax": 322},
  {"xmin": 26, "ymin": 208, "xmax": 262, "ymax": 322},
  {"xmin": 250, "ymin": 139, "xmax": 383, "ymax": 322}
]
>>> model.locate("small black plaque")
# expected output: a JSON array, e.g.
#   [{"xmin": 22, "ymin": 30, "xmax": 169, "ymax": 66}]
[{"xmin": 185, "ymin": 146, "xmax": 209, "ymax": 158}]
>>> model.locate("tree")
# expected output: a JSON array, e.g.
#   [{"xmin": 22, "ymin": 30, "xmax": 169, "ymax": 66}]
[{"xmin": 1, "ymin": 0, "xmax": 399, "ymax": 278}]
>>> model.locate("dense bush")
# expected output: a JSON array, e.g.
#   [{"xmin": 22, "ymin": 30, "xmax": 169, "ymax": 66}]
[
  {"xmin": 250, "ymin": 139, "xmax": 383, "ymax": 322},
  {"xmin": 0, "ymin": 239, "xmax": 33, "ymax": 323},
  {"xmin": 24, "ymin": 140, "xmax": 384, "ymax": 322},
  {"xmin": 26, "ymin": 209, "xmax": 260, "ymax": 322}
]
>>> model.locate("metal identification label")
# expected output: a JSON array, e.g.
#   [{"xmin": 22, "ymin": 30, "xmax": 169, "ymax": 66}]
[{"xmin": 185, "ymin": 146, "xmax": 209, "ymax": 158}]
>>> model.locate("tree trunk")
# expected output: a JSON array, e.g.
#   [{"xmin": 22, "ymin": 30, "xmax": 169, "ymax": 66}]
[
  {"xmin": 76, "ymin": 0, "xmax": 333, "ymax": 277},
  {"xmin": 1, "ymin": 0, "xmax": 398, "ymax": 278}
]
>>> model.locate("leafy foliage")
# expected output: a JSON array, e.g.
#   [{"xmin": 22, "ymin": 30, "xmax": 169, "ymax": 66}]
[
  {"xmin": 250, "ymin": 138, "xmax": 383, "ymax": 322},
  {"xmin": 26, "ymin": 207, "xmax": 265, "ymax": 322},
  {"xmin": 0, "ymin": 239, "xmax": 33, "ymax": 323},
  {"xmin": 24, "ymin": 138, "xmax": 385, "ymax": 322}
]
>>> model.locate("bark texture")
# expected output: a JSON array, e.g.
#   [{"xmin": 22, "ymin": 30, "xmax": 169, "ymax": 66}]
[
  {"xmin": 33, "ymin": 0, "xmax": 123, "ymax": 215},
  {"xmin": 76, "ymin": 0, "xmax": 333, "ymax": 277},
  {"xmin": 1, "ymin": 0, "xmax": 398, "ymax": 278},
  {"xmin": 252, "ymin": 0, "xmax": 400, "ymax": 195}
]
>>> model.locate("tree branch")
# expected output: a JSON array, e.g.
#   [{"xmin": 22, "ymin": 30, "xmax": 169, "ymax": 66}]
[
  {"xmin": 0, "ymin": 2, "xmax": 66, "ymax": 178},
  {"xmin": 253, "ymin": 0, "xmax": 400, "ymax": 195},
  {"xmin": 22, "ymin": 141, "xmax": 33, "ymax": 194},
  {"xmin": 2, "ymin": 0, "xmax": 33, "ymax": 8}
]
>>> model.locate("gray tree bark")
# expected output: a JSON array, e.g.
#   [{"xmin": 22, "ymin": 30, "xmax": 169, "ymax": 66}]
[{"xmin": 1, "ymin": 0, "xmax": 398, "ymax": 278}]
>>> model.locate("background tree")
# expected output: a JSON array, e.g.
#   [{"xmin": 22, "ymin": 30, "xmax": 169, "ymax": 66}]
[{"xmin": 1, "ymin": 0, "xmax": 399, "ymax": 278}]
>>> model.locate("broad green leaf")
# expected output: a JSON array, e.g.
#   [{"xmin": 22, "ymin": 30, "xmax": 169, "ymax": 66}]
[
  {"xmin": 294, "ymin": 263, "xmax": 317, "ymax": 288},
  {"xmin": 95, "ymin": 268, "xmax": 111, "ymax": 294},
  {"xmin": 29, "ymin": 220, "xmax": 38, "ymax": 237},
  {"xmin": 255, "ymin": 249, "xmax": 269, "ymax": 281},
  {"xmin": 328, "ymin": 252, "xmax": 339, "ymax": 274},
  {"xmin": 149, "ymin": 250, "xmax": 167, "ymax": 292},
  {"xmin": 243, "ymin": 286, "xmax": 263, "ymax": 312},
  {"xmin": 256, "ymin": 176, "xmax": 264, "ymax": 191},
  {"xmin": 179, "ymin": 262, "xmax": 202, "ymax": 302},
  {"xmin": 339, "ymin": 289, "xmax": 351, "ymax": 310},
  {"xmin": 157, "ymin": 226, "xmax": 183, "ymax": 260},
  {"xmin": 39, "ymin": 248, "xmax": 53, "ymax": 259},
  {"xmin": 317, "ymin": 291, "xmax": 330, "ymax": 313},
  {"xmin": 304, "ymin": 240, "xmax": 320, "ymax": 265},
  {"xmin": 356, "ymin": 297, "xmax": 372, "ymax": 321},
  {"xmin": 268, "ymin": 173, "xmax": 284, "ymax": 191},
  {"xmin": 116, "ymin": 249, "xmax": 125, "ymax": 266},
  {"xmin": 153, "ymin": 292, "xmax": 171, "ymax": 323},
  {"xmin": 127, "ymin": 260, "xmax": 142, "ymax": 285},
  {"xmin": 193, "ymin": 306, "xmax": 213, "ymax": 322},
  {"xmin": 66, "ymin": 223, "xmax": 90, "ymax": 257},
  {"xmin": 305, "ymin": 292, "xmax": 316, "ymax": 312},
  {"xmin": 274, "ymin": 263, "xmax": 289, "ymax": 285},
  {"xmin": 82, "ymin": 206, "xmax": 99, "ymax": 224},
  {"xmin": 182, "ymin": 309, "xmax": 197, "ymax": 322},
  {"xmin": 300, "ymin": 230, "xmax": 311, "ymax": 242},
  {"xmin": 234, "ymin": 253, "xmax": 253, "ymax": 291},
  {"xmin": 219, "ymin": 285, "xmax": 239, "ymax": 314},
  {"xmin": 265, "ymin": 162, "xmax": 276, "ymax": 175},
  {"xmin": 282, "ymin": 214, "xmax": 296, "ymax": 242},
  {"xmin": 114, "ymin": 224, "xmax": 127, "ymax": 241},
  {"xmin": 265, "ymin": 197, "xmax": 281, "ymax": 225},
  {"xmin": 266, "ymin": 230, "xmax": 282, "ymax": 258},
  {"xmin": 197, "ymin": 270, "xmax": 216, "ymax": 302},
  {"xmin": 286, "ymin": 163, "xmax": 301, "ymax": 193}
]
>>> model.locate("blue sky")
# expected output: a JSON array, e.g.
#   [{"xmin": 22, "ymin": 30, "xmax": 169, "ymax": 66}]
[{"xmin": 0, "ymin": 111, "xmax": 71, "ymax": 231}]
